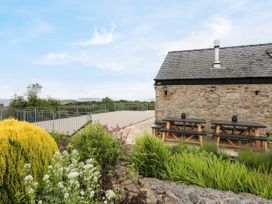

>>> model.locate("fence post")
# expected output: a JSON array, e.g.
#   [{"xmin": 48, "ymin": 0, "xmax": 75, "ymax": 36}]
[
  {"xmin": 34, "ymin": 107, "xmax": 37, "ymax": 122},
  {"xmin": 52, "ymin": 111, "xmax": 55, "ymax": 133},
  {"xmin": 0, "ymin": 109, "xmax": 2, "ymax": 120},
  {"xmin": 23, "ymin": 109, "xmax": 26, "ymax": 121},
  {"xmin": 89, "ymin": 112, "xmax": 92, "ymax": 122}
]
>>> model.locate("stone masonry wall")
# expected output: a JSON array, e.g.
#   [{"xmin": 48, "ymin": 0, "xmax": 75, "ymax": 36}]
[{"xmin": 155, "ymin": 84, "xmax": 272, "ymax": 132}]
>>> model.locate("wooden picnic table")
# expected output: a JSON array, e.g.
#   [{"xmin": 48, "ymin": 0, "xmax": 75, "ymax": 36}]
[
  {"xmin": 211, "ymin": 120, "xmax": 268, "ymax": 151},
  {"xmin": 160, "ymin": 117, "xmax": 207, "ymax": 145}
]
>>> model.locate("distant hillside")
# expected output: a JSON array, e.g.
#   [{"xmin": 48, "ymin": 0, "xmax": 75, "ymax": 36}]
[{"xmin": 78, "ymin": 98, "xmax": 102, "ymax": 102}]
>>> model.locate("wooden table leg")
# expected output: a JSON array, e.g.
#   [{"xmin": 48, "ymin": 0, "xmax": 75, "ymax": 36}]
[
  {"xmin": 215, "ymin": 125, "xmax": 220, "ymax": 147},
  {"xmin": 198, "ymin": 124, "xmax": 203, "ymax": 146},
  {"xmin": 162, "ymin": 131, "xmax": 166, "ymax": 141},
  {"xmin": 255, "ymin": 128, "xmax": 260, "ymax": 149},
  {"xmin": 162, "ymin": 121, "xmax": 171, "ymax": 141},
  {"xmin": 263, "ymin": 141, "xmax": 268, "ymax": 152}
]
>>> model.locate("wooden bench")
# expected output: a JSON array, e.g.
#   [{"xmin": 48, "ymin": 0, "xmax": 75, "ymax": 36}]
[
  {"xmin": 152, "ymin": 124, "xmax": 164, "ymax": 136},
  {"xmin": 212, "ymin": 132, "xmax": 268, "ymax": 151},
  {"xmin": 160, "ymin": 128, "xmax": 207, "ymax": 144},
  {"xmin": 152, "ymin": 121, "xmax": 167, "ymax": 135},
  {"xmin": 211, "ymin": 125, "xmax": 247, "ymax": 132},
  {"xmin": 155, "ymin": 121, "xmax": 166, "ymax": 126},
  {"xmin": 175, "ymin": 122, "xmax": 205, "ymax": 129}
]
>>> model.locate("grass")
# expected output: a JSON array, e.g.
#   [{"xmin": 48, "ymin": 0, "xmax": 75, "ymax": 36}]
[
  {"xmin": 130, "ymin": 135, "xmax": 272, "ymax": 199},
  {"xmin": 130, "ymin": 134, "xmax": 170, "ymax": 178},
  {"xmin": 238, "ymin": 149, "xmax": 272, "ymax": 174}
]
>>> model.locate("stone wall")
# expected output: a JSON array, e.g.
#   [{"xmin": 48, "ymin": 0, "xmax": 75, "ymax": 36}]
[
  {"xmin": 155, "ymin": 84, "xmax": 272, "ymax": 131},
  {"xmin": 112, "ymin": 161, "xmax": 272, "ymax": 204}
]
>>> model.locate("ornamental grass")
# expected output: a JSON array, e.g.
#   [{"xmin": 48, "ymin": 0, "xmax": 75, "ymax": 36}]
[
  {"xmin": 131, "ymin": 135, "xmax": 272, "ymax": 199},
  {"xmin": 0, "ymin": 119, "xmax": 58, "ymax": 203}
]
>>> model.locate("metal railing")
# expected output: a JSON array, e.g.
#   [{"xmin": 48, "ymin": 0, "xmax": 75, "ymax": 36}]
[
  {"xmin": 0, "ymin": 107, "xmax": 90, "ymax": 122},
  {"xmin": 53, "ymin": 103, "xmax": 155, "ymax": 113},
  {"xmin": 0, "ymin": 103, "xmax": 154, "ymax": 134},
  {"xmin": 0, "ymin": 107, "xmax": 91, "ymax": 135},
  {"xmin": 0, "ymin": 103, "xmax": 154, "ymax": 120}
]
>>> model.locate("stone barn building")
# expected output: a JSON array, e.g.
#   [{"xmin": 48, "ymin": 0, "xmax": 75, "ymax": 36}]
[{"xmin": 154, "ymin": 41, "xmax": 272, "ymax": 131}]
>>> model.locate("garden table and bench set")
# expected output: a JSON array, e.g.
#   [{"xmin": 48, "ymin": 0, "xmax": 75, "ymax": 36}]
[{"xmin": 152, "ymin": 115, "xmax": 269, "ymax": 151}]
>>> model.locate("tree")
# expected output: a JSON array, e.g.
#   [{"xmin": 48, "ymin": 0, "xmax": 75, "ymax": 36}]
[
  {"xmin": 101, "ymin": 97, "xmax": 114, "ymax": 104},
  {"xmin": 9, "ymin": 83, "xmax": 60, "ymax": 108},
  {"xmin": 25, "ymin": 83, "xmax": 42, "ymax": 107},
  {"xmin": 101, "ymin": 97, "xmax": 114, "ymax": 111},
  {"xmin": 9, "ymin": 95, "xmax": 27, "ymax": 108},
  {"xmin": 26, "ymin": 83, "xmax": 42, "ymax": 99}
]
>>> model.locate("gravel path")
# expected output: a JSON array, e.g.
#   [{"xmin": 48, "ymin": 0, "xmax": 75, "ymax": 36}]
[{"xmin": 122, "ymin": 117, "xmax": 155, "ymax": 144}]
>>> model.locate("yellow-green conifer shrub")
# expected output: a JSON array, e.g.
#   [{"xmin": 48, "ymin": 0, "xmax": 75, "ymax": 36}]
[{"xmin": 0, "ymin": 119, "xmax": 58, "ymax": 203}]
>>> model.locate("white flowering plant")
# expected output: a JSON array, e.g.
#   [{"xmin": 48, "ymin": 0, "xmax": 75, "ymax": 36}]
[{"xmin": 22, "ymin": 150, "xmax": 116, "ymax": 204}]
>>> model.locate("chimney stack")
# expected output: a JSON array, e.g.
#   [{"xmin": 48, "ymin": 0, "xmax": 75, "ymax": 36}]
[{"xmin": 213, "ymin": 40, "xmax": 221, "ymax": 68}]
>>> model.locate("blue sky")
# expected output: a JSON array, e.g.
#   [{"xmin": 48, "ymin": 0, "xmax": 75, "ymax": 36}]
[{"xmin": 1, "ymin": 0, "xmax": 272, "ymax": 100}]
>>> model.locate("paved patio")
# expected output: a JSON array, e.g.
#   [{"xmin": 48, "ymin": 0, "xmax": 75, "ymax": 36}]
[{"xmin": 91, "ymin": 110, "xmax": 154, "ymax": 129}]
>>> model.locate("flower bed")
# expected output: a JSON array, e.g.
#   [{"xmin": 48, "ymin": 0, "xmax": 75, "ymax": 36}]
[{"xmin": 23, "ymin": 150, "xmax": 115, "ymax": 203}]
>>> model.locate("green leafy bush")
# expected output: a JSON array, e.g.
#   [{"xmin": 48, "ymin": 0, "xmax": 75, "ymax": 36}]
[
  {"xmin": 131, "ymin": 135, "xmax": 272, "ymax": 199},
  {"xmin": 130, "ymin": 135, "xmax": 171, "ymax": 178},
  {"xmin": 238, "ymin": 149, "xmax": 272, "ymax": 174},
  {"xmin": 71, "ymin": 123, "xmax": 122, "ymax": 169}
]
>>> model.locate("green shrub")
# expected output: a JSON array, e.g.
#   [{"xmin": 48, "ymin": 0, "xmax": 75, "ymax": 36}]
[
  {"xmin": 0, "ymin": 119, "xmax": 58, "ymax": 203},
  {"xmin": 238, "ymin": 149, "xmax": 272, "ymax": 174},
  {"xmin": 130, "ymin": 135, "xmax": 170, "ymax": 178},
  {"xmin": 71, "ymin": 123, "xmax": 122, "ymax": 168}
]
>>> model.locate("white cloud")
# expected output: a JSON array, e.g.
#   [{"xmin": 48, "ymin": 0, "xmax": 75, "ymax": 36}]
[
  {"xmin": 73, "ymin": 24, "xmax": 116, "ymax": 46},
  {"xmin": 33, "ymin": 53, "xmax": 69, "ymax": 65},
  {"xmin": 159, "ymin": 17, "xmax": 232, "ymax": 54}
]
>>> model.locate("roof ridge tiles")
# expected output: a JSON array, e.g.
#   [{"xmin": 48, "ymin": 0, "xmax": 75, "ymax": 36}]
[{"xmin": 168, "ymin": 42, "xmax": 272, "ymax": 53}]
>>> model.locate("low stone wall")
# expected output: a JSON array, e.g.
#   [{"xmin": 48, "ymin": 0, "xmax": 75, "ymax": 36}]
[
  {"xmin": 112, "ymin": 162, "xmax": 272, "ymax": 204},
  {"xmin": 155, "ymin": 84, "xmax": 272, "ymax": 132}
]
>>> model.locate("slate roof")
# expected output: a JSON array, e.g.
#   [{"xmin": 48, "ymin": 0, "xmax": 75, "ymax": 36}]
[{"xmin": 155, "ymin": 43, "xmax": 272, "ymax": 81}]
